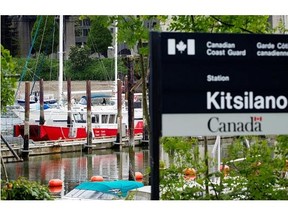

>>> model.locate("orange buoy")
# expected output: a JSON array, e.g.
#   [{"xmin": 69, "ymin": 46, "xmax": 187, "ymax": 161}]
[
  {"xmin": 135, "ymin": 171, "xmax": 143, "ymax": 180},
  {"xmin": 136, "ymin": 178, "xmax": 143, "ymax": 183},
  {"xmin": 220, "ymin": 164, "xmax": 230, "ymax": 171},
  {"xmin": 49, "ymin": 186, "xmax": 63, "ymax": 193},
  {"xmin": 183, "ymin": 168, "xmax": 197, "ymax": 180},
  {"xmin": 48, "ymin": 179, "xmax": 63, "ymax": 187},
  {"xmin": 90, "ymin": 175, "xmax": 104, "ymax": 182},
  {"xmin": 220, "ymin": 165, "xmax": 230, "ymax": 176}
]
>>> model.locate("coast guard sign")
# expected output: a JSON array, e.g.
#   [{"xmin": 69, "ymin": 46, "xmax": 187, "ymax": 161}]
[{"xmin": 149, "ymin": 32, "xmax": 288, "ymax": 136}]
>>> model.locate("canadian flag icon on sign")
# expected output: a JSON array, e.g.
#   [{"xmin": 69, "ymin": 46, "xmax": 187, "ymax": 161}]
[
  {"xmin": 167, "ymin": 39, "xmax": 195, "ymax": 55},
  {"xmin": 254, "ymin": 116, "xmax": 262, "ymax": 121}
]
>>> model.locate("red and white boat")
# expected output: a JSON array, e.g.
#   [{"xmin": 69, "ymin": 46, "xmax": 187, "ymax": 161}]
[
  {"xmin": 13, "ymin": 90, "xmax": 144, "ymax": 141},
  {"xmin": 13, "ymin": 16, "xmax": 144, "ymax": 142},
  {"xmin": 13, "ymin": 106, "xmax": 143, "ymax": 141}
]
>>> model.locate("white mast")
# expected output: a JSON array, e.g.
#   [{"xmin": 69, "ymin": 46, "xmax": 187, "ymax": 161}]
[
  {"xmin": 114, "ymin": 18, "xmax": 118, "ymax": 94},
  {"xmin": 58, "ymin": 15, "xmax": 64, "ymax": 105}
]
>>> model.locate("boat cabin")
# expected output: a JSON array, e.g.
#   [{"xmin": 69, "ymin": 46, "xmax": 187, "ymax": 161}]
[{"xmin": 73, "ymin": 112, "xmax": 117, "ymax": 125}]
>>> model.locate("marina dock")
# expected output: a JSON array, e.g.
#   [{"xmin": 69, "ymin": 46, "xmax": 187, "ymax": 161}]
[{"xmin": 1, "ymin": 135, "xmax": 146, "ymax": 163}]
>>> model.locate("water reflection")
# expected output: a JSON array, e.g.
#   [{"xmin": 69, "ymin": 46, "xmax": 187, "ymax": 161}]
[{"xmin": 4, "ymin": 147, "xmax": 149, "ymax": 198}]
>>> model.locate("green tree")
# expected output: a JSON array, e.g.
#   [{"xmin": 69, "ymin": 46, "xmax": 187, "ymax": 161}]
[
  {"xmin": 82, "ymin": 15, "xmax": 162, "ymax": 138},
  {"xmin": 86, "ymin": 16, "xmax": 113, "ymax": 57},
  {"xmin": 1, "ymin": 45, "xmax": 18, "ymax": 113},
  {"xmin": 116, "ymin": 15, "xmax": 164, "ymax": 137},
  {"xmin": 31, "ymin": 15, "xmax": 58, "ymax": 55},
  {"xmin": 68, "ymin": 45, "xmax": 91, "ymax": 71},
  {"xmin": 167, "ymin": 15, "xmax": 272, "ymax": 33}
]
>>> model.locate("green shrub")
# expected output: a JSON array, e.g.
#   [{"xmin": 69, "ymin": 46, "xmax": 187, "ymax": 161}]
[
  {"xmin": 1, "ymin": 177, "xmax": 54, "ymax": 200},
  {"xmin": 14, "ymin": 56, "xmax": 59, "ymax": 81},
  {"xmin": 14, "ymin": 56, "xmax": 128, "ymax": 82},
  {"xmin": 160, "ymin": 136, "xmax": 288, "ymax": 200}
]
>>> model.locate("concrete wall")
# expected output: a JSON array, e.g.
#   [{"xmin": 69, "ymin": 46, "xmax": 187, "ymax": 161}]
[
  {"xmin": 64, "ymin": 16, "xmax": 76, "ymax": 60},
  {"xmin": 15, "ymin": 16, "xmax": 35, "ymax": 57}
]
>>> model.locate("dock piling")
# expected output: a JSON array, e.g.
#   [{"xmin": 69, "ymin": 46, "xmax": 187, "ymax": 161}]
[
  {"xmin": 83, "ymin": 80, "xmax": 92, "ymax": 154},
  {"xmin": 39, "ymin": 79, "xmax": 45, "ymax": 125},
  {"xmin": 22, "ymin": 81, "xmax": 30, "ymax": 160},
  {"xmin": 115, "ymin": 79, "xmax": 123, "ymax": 150},
  {"xmin": 67, "ymin": 78, "xmax": 73, "ymax": 137}
]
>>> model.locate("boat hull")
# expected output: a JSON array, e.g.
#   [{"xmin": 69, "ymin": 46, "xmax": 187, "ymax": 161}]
[{"xmin": 13, "ymin": 121, "xmax": 143, "ymax": 142}]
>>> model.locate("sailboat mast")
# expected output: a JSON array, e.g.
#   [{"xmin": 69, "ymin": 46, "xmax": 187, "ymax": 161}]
[
  {"xmin": 58, "ymin": 15, "xmax": 64, "ymax": 105},
  {"xmin": 114, "ymin": 19, "xmax": 118, "ymax": 94}
]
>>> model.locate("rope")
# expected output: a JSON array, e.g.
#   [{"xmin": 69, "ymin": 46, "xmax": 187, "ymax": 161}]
[
  {"xmin": 30, "ymin": 16, "xmax": 48, "ymax": 94},
  {"xmin": 15, "ymin": 16, "xmax": 43, "ymax": 98}
]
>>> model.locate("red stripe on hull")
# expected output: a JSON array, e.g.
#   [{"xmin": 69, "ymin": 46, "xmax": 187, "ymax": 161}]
[{"xmin": 13, "ymin": 121, "xmax": 144, "ymax": 141}]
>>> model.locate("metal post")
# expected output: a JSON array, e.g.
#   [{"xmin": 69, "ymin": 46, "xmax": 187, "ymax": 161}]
[{"xmin": 149, "ymin": 32, "xmax": 161, "ymax": 200}]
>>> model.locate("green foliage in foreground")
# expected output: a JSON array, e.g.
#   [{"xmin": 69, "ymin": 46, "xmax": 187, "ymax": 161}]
[
  {"xmin": 160, "ymin": 136, "xmax": 288, "ymax": 200},
  {"xmin": 1, "ymin": 177, "xmax": 54, "ymax": 200},
  {"xmin": 1, "ymin": 45, "xmax": 18, "ymax": 112}
]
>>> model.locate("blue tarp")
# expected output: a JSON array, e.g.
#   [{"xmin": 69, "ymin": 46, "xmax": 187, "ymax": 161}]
[{"xmin": 75, "ymin": 180, "xmax": 144, "ymax": 197}]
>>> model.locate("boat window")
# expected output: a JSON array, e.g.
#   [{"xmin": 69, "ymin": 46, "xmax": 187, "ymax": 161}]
[
  {"xmin": 109, "ymin": 114, "xmax": 116, "ymax": 124},
  {"xmin": 92, "ymin": 114, "xmax": 99, "ymax": 123},
  {"xmin": 78, "ymin": 97, "xmax": 87, "ymax": 105},
  {"xmin": 90, "ymin": 97, "xmax": 115, "ymax": 106},
  {"xmin": 73, "ymin": 113, "xmax": 86, "ymax": 123},
  {"xmin": 102, "ymin": 115, "xmax": 108, "ymax": 124},
  {"xmin": 134, "ymin": 101, "xmax": 142, "ymax": 109}
]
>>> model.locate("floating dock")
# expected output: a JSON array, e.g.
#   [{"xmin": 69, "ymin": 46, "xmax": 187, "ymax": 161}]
[{"xmin": 1, "ymin": 135, "xmax": 146, "ymax": 163}]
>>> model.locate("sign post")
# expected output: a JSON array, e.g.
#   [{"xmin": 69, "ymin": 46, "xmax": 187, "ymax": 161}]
[{"xmin": 149, "ymin": 31, "xmax": 288, "ymax": 200}]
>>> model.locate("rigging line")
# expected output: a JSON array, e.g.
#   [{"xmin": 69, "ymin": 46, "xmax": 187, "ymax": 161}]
[
  {"xmin": 30, "ymin": 44, "xmax": 49, "ymax": 94},
  {"xmin": 30, "ymin": 15, "xmax": 49, "ymax": 95},
  {"xmin": 15, "ymin": 15, "xmax": 43, "ymax": 98},
  {"xmin": 85, "ymin": 18, "xmax": 111, "ymax": 81},
  {"xmin": 49, "ymin": 16, "xmax": 56, "ymax": 86}
]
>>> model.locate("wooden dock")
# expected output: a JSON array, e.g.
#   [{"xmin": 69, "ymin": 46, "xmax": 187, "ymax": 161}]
[
  {"xmin": 1, "ymin": 135, "xmax": 265, "ymax": 163},
  {"xmin": 1, "ymin": 135, "xmax": 146, "ymax": 163}
]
